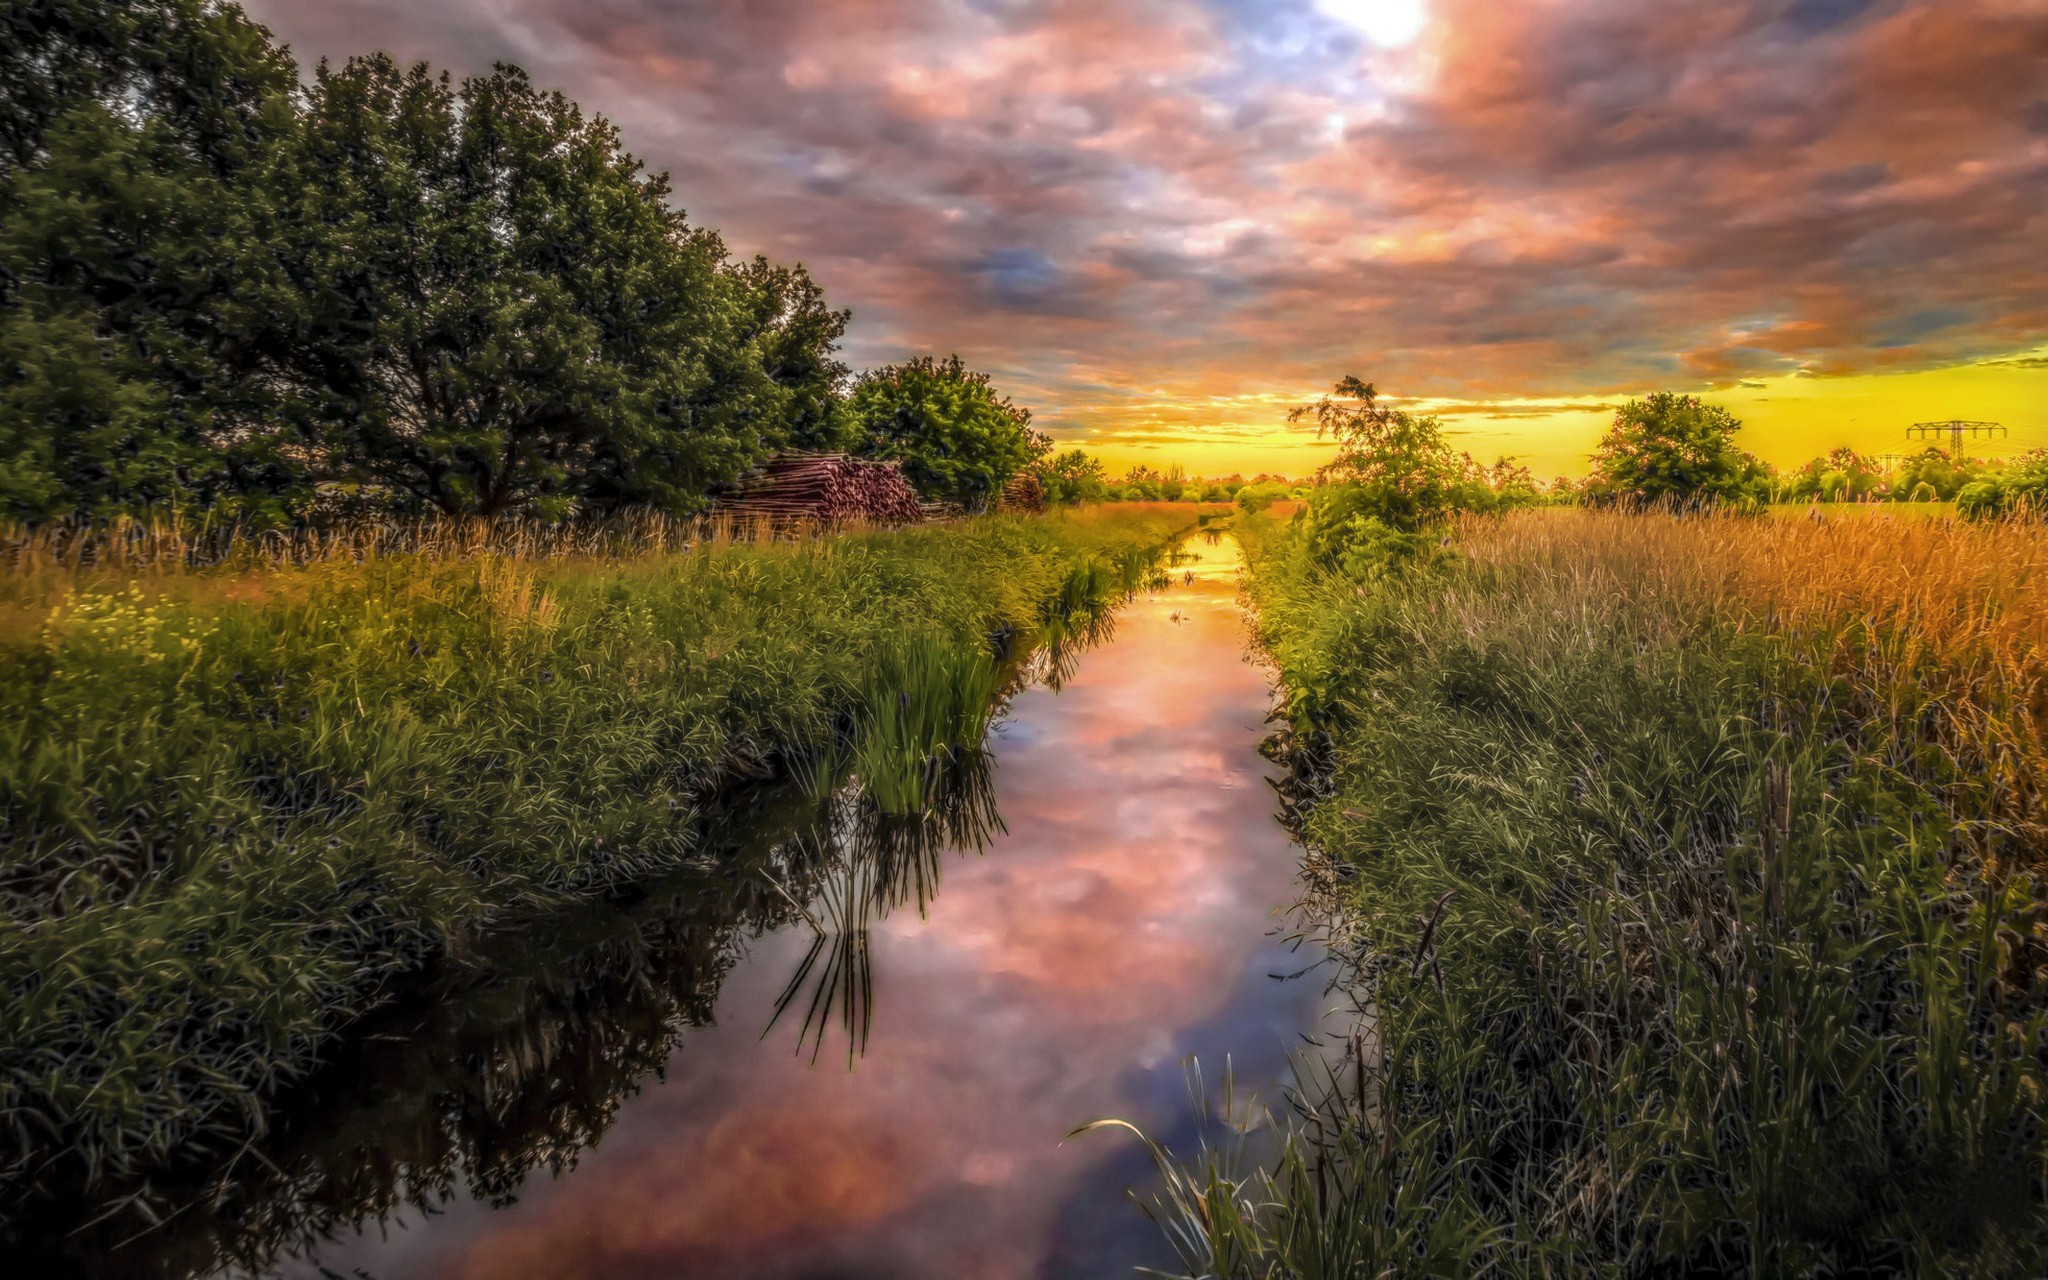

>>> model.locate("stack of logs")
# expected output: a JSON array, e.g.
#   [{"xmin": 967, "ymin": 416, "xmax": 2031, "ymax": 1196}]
[
  {"xmin": 721, "ymin": 453, "xmax": 925, "ymax": 525},
  {"xmin": 999, "ymin": 472, "xmax": 1047, "ymax": 513}
]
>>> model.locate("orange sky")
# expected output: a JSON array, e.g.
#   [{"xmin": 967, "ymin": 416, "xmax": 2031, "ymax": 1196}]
[{"xmin": 246, "ymin": 0, "xmax": 2048, "ymax": 478}]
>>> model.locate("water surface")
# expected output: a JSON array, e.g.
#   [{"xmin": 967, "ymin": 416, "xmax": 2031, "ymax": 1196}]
[{"xmin": 275, "ymin": 531, "xmax": 1322, "ymax": 1278}]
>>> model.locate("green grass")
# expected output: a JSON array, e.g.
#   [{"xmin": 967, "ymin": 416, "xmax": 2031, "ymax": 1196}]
[
  {"xmin": 0, "ymin": 506, "xmax": 1189, "ymax": 1207},
  {"xmin": 1113, "ymin": 507, "xmax": 2048, "ymax": 1277}
]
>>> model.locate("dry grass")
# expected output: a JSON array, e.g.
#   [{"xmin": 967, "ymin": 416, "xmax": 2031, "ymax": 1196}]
[
  {"xmin": 1459, "ymin": 507, "xmax": 2048, "ymax": 870},
  {"xmin": 1134, "ymin": 503, "xmax": 2048, "ymax": 1275}
]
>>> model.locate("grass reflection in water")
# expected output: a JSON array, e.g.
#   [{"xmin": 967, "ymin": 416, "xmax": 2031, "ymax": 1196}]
[{"xmin": 26, "ymin": 733, "xmax": 1013, "ymax": 1279}]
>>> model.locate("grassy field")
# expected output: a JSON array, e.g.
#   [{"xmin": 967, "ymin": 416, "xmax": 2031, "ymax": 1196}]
[
  {"xmin": 1767, "ymin": 500, "xmax": 1957, "ymax": 520},
  {"xmin": 1147, "ymin": 505, "xmax": 2048, "ymax": 1276},
  {"xmin": 0, "ymin": 505, "xmax": 1192, "ymax": 1208}
]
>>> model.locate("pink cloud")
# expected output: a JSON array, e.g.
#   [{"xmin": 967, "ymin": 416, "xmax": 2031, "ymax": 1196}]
[{"xmin": 241, "ymin": 0, "xmax": 2048, "ymax": 439}]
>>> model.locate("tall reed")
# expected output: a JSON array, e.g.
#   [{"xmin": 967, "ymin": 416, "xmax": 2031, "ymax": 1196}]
[
  {"xmin": 0, "ymin": 505, "xmax": 1189, "ymax": 1218},
  {"xmin": 1120, "ymin": 506, "xmax": 2048, "ymax": 1276}
]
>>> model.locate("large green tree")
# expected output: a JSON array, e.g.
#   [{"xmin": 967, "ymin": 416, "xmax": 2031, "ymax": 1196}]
[
  {"xmin": 290, "ymin": 58, "xmax": 847, "ymax": 516},
  {"xmin": 1, "ymin": 6, "xmax": 852, "ymax": 521},
  {"xmin": 848, "ymin": 355, "xmax": 1044, "ymax": 511},
  {"xmin": 0, "ymin": 0, "xmax": 309, "ymax": 520},
  {"xmin": 1588, "ymin": 393, "xmax": 1770, "ymax": 507}
]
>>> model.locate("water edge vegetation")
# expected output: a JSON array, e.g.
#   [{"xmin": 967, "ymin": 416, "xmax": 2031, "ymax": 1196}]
[
  {"xmin": 0, "ymin": 503, "xmax": 1194, "ymax": 1227},
  {"xmin": 1114, "ymin": 502, "xmax": 2048, "ymax": 1275}
]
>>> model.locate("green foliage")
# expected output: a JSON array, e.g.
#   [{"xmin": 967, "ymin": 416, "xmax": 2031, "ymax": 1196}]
[
  {"xmin": 1235, "ymin": 481, "xmax": 1293, "ymax": 514},
  {"xmin": 1955, "ymin": 450, "xmax": 2048, "ymax": 521},
  {"xmin": 1777, "ymin": 446, "xmax": 1885, "ymax": 503},
  {"xmin": 848, "ymin": 355, "xmax": 1044, "ymax": 511},
  {"xmin": 1958, "ymin": 478, "xmax": 2008, "ymax": 519},
  {"xmin": 0, "ymin": 7, "xmax": 852, "ymax": 521},
  {"xmin": 1588, "ymin": 392, "xmax": 1770, "ymax": 506},
  {"xmin": 1214, "ymin": 509, "xmax": 2048, "ymax": 1273},
  {"xmin": 1890, "ymin": 446, "xmax": 1986, "ymax": 503},
  {"xmin": 289, "ymin": 58, "xmax": 849, "ymax": 515},
  {"xmin": 1299, "ymin": 484, "xmax": 1431, "ymax": 579},
  {"xmin": 1034, "ymin": 448, "xmax": 1108, "ymax": 505},
  {"xmin": 1281, "ymin": 378, "xmax": 1540, "ymax": 578},
  {"xmin": 0, "ymin": 508, "xmax": 1189, "ymax": 1205},
  {"xmin": 0, "ymin": 1, "xmax": 307, "ymax": 522},
  {"xmin": 1292, "ymin": 377, "xmax": 1471, "ymax": 533}
]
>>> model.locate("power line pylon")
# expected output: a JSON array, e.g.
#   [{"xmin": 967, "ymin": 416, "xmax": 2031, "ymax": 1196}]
[{"xmin": 1908, "ymin": 420, "xmax": 2005, "ymax": 459}]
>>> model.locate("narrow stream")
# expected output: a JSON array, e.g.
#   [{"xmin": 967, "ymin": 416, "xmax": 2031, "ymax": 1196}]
[{"xmin": 233, "ymin": 531, "xmax": 1324, "ymax": 1278}]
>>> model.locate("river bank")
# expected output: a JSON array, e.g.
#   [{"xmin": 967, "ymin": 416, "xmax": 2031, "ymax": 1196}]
[
  {"xmin": 21, "ymin": 528, "xmax": 1327, "ymax": 1278},
  {"xmin": 0, "ymin": 506, "xmax": 1195, "ymax": 1230},
  {"xmin": 1211, "ymin": 506, "xmax": 2048, "ymax": 1274}
]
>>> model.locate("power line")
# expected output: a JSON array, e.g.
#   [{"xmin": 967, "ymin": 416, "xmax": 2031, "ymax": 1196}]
[{"xmin": 1907, "ymin": 420, "xmax": 2006, "ymax": 458}]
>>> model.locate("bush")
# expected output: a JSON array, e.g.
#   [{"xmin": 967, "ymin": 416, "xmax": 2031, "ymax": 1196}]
[
  {"xmin": 848, "ymin": 356, "xmax": 1045, "ymax": 512},
  {"xmin": 1299, "ymin": 483, "xmax": 1431, "ymax": 577},
  {"xmin": 1957, "ymin": 478, "xmax": 2006, "ymax": 519},
  {"xmin": 1235, "ymin": 481, "xmax": 1292, "ymax": 514}
]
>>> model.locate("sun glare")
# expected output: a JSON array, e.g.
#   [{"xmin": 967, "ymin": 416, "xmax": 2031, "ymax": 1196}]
[{"xmin": 1313, "ymin": 0, "xmax": 1427, "ymax": 47}]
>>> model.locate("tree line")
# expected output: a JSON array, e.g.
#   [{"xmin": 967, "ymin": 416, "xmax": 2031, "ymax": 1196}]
[
  {"xmin": 1262, "ymin": 380, "xmax": 2046, "ymax": 579},
  {"xmin": 1, "ymin": 1, "xmax": 1046, "ymax": 523},
  {"xmin": 1574, "ymin": 394, "xmax": 2044, "ymax": 515}
]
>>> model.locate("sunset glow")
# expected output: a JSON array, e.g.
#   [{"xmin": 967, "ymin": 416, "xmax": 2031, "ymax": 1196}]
[{"xmin": 245, "ymin": 0, "xmax": 2048, "ymax": 475}]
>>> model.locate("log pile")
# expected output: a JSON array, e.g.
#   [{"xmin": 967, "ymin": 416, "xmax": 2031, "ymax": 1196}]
[
  {"xmin": 721, "ymin": 453, "xmax": 924, "ymax": 525},
  {"xmin": 999, "ymin": 472, "xmax": 1047, "ymax": 513}
]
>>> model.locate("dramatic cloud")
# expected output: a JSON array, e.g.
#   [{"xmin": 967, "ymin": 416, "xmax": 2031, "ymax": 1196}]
[{"xmin": 243, "ymin": 0, "xmax": 2048, "ymax": 463}]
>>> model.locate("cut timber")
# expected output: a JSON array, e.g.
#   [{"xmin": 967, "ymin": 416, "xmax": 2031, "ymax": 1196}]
[
  {"xmin": 999, "ymin": 472, "xmax": 1047, "ymax": 513},
  {"xmin": 719, "ymin": 453, "xmax": 925, "ymax": 525}
]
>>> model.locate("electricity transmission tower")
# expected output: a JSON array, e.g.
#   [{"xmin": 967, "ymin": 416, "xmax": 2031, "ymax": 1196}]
[{"xmin": 1908, "ymin": 420, "xmax": 2005, "ymax": 458}]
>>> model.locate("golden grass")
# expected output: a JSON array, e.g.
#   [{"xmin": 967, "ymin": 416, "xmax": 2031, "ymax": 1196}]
[{"xmin": 1458, "ymin": 506, "xmax": 2048, "ymax": 864}]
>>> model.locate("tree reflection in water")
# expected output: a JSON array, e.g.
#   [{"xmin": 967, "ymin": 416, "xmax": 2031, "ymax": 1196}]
[{"xmin": 21, "ymin": 746, "xmax": 1006, "ymax": 1279}]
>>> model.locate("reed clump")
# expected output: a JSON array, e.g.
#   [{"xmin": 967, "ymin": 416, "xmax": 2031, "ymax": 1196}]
[
  {"xmin": 0, "ymin": 505, "xmax": 1186, "ymax": 1213},
  {"xmin": 1135, "ymin": 506, "xmax": 2048, "ymax": 1276}
]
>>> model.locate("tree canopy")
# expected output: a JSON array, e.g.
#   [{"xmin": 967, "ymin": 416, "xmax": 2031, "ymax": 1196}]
[
  {"xmin": 1291, "ymin": 376, "xmax": 1474, "ymax": 533},
  {"xmin": 848, "ymin": 355, "xmax": 1045, "ymax": 511},
  {"xmin": 0, "ymin": 3, "xmax": 853, "ymax": 521},
  {"xmin": 1588, "ymin": 393, "xmax": 1769, "ymax": 507}
]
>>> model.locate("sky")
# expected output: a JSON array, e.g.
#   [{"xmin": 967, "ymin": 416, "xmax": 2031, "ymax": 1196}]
[{"xmin": 242, "ymin": 0, "xmax": 2048, "ymax": 478}]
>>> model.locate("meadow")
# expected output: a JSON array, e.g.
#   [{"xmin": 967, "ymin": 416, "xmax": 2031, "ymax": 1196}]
[
  {"xmin": 0, "ymin": 505, "xmax": 1191, "ymax": 1210},
  {"xmin": 1144, "ymin": 506, "xmax": 2048, "ymax": 1276}
]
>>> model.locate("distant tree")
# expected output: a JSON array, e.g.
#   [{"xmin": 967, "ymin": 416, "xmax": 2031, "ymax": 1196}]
[
  {"xmin": 1888, "ymin": 446, "xmax": 1983, "ymax": 503},
  {"xmin": 1158, "ymin": 464, "xmax": 1188, "ymax": 502},
  {"xmin": 1291, "ymin": 376, "xmax": 1467, "ymax": 532},
  {"xmin": 1587, "ymin": 393, "xmax": 1769, "ymax": 507},
  {"xmin": 1777, "ymin": 446, "xmax": 1885, "ymax": 503},
  {"xmin": 1958, "ymin": 450, "xmax": 2048, "ymax": 520},
  {"xmin": 1235, "ymin": 481, "xmax": 1292, "ymax": 513},
  {"xmin": 1034, "ymin": 449, "xmax": 1107, "ymax": 504},
  {"xmin": 848, "ymin": 355, "xmax": 1041, "ymax": 511}
]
